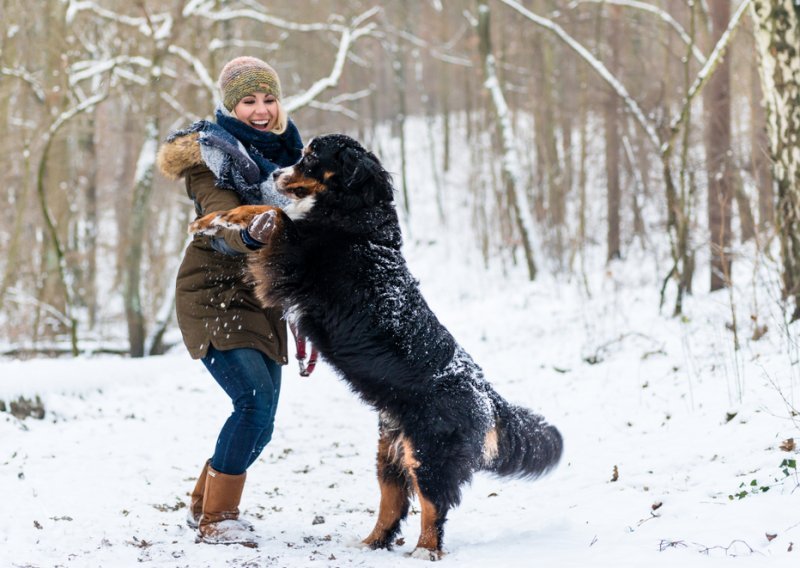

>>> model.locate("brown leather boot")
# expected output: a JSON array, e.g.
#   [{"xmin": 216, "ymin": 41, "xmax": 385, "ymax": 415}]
[
  {"xmin": 197, "ymin": 466, "xmax": 258, "ymax": 547},
  {"xmin": 186, "ymin": 459, "xmax": 210, "ymax": 529}
]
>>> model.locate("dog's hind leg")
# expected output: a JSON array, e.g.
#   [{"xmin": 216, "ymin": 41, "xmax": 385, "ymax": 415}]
[
  {"xmin": 361, "ymin": 430, "xmax": 411, "ymax": 550},
  {"xmin": 400, "ymin": 441, "xmax": 452, "ymax": 561}
]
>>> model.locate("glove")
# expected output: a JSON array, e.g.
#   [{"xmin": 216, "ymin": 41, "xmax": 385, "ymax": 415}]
[{"xmin": 243, "ymin": 210, "xmax": 277, "ymax": 247}]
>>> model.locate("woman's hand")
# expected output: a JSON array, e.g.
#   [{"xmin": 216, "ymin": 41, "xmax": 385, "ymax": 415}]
[{"xmin": 246, "ymin": 210, "xmax": 278, "ymax": 245}]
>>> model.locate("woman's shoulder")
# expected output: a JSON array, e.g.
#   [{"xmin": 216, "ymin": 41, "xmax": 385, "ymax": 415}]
[{"xmin": 157, "ymin": 125, "xmax": 205, "ymax": 180}]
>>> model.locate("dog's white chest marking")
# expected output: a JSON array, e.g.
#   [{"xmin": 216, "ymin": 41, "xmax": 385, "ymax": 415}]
[{"xmin": 285, "ymin": 196, "xmax": 316, "ymax": 220}]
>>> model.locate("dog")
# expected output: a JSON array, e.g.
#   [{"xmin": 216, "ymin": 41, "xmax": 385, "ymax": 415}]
[{"xmin": 189, "ymin": 134, "xmax": 563, "ymax": 560}]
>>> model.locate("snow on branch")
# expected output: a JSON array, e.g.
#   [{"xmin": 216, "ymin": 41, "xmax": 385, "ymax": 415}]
[
  {"xmin": 45, "ymin": 90, "xmax": 109, "ymax": 143},
  {"xmin": 208, "ymin": 38, "xmax": 282, "ymax": 53},
  {"xmin": 307, "ymin": 100, "xmax": 359, "ymax": 120},
  {"xmin": 660, "ymin": 0, "xmax": 753, "ymax": 155},
  {"xmin": 0, "ymin": 66, "xmax": 46, "ymax": 102},
  {"xmin": 306, "ymin": 88, "xmax": 372, "ymax": 119},
  {"xmin": 498, "ymin": 0, "xmax": 661, "ymax": 150},
  {"xmin": 388, "ymin": 26, "xmax": 473, "ymax": 67},
  {"xmin": 565, "ymin": 0, "xmax": 707, "ymax": 65},
  {"xmin": 66, "ymin": 0, "xmax": 173, "ymax": 38},
  {"xmin": 186, "ymin": 2, "xmax": 378, "ymax": 34},
  {"xmin": 167, "ymin": 45, "xmax": 216, "ymax": 98},
  {"xmin": 282, "ymin": 18, "xmax": 378, "ymax": 113},
  {"xmin": 69, "ymin": 56, "xmax": 152, "ymax": 86}
]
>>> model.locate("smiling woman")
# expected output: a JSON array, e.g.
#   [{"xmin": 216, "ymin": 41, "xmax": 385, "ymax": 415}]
[{"xmin": 154, "ymin": 55, "xmax": 303, "ymax": 548}]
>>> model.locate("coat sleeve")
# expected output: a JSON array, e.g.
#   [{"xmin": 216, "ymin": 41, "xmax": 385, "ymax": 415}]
[{"xmin": 185, "ymin": 164, "xmax": 251, "ymax": 254}]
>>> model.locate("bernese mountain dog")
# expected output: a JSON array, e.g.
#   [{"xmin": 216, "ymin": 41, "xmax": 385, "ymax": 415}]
[{"xmin": 189, "ymin": 134, "xmax": 562, "ymax": 560}]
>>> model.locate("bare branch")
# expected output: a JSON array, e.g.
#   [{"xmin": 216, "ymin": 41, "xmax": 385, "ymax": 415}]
[
  {"xmin": 565, "ymin": 0, "xmax": 707, "ymax": 64},
  {"xmin": 186, "ymin": 2, "xmax": 349, "ymax": 33},
  {"xmin": 283, "ymin": 20, "xmax": 378, "ymax": 113},
  {"xmin": 69, "ymin": 56, "xmax": 152, "ymax": 86},
  {"xmin": 307, "ymin": 100, "xmax": 360, "ymax": 120},
  {"xmin": 660, "ymin": 0, "xmax": 753, "ymax": 156},
  {"xmin": 66, "ymin": 0, "xmax": 172, "ymax": 37},
  {"xmin": 384, "ymin": 25, "xmax": 473, "ymax": 67},
  {"xmin": 0, "ymin": 67, "xmax": 46, "ymax": 103},
  {"xmin": 327, "ymin": 89, "xmax": 372, "ymax": 105},
  {"xmin": 167, "ymin": 45, "xmax": 216, "ymax": 99},
  {"xmin": 497, "ymin": 0, "xmax": 661, "ymax": 149},
  {"xmin": 208, "ymin": 38, "xmax": 282, "ymax": 52}
]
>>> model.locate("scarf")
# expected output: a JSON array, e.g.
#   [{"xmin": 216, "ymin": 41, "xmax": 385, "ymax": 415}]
[{"xmin": 167, "ymin": 107, "xmax": 303, "ymax": 206}]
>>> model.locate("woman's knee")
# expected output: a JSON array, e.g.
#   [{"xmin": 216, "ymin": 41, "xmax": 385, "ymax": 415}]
[{"xmin": 234, "ymin": 392, "xmax": 276, "ymax": 427}]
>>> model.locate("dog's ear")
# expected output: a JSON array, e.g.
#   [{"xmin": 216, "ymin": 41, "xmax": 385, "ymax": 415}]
[
  {"xmin": 340, "ymin": 147, "xmax": 392, "ymax": 203},
  {"xmin": 340, "ymin": 146, "xmax": 368, "ymax": 188}
]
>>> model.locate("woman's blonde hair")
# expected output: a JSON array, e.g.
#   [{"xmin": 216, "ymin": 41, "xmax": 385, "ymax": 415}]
[{"xmin": 270, "ymin": 100, "xmax": 288, "ymax": 135}]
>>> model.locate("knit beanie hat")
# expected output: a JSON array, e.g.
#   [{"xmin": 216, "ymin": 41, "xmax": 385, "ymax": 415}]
[{"xmin": 218, "ymin": 56, "xmax": 282, "ymax": 111}]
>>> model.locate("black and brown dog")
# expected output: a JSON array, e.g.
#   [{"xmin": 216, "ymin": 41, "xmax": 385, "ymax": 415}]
[{"xmin": 189, "ymin": 134, "xmax": 562, "ymax": 560}]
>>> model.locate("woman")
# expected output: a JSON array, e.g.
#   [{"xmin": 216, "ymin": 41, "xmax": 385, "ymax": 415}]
[{"xmin": 156, "ymin": 56, "xmax": 303, "ymax": 547}]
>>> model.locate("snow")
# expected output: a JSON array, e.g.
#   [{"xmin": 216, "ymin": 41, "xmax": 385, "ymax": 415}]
[{"xmin": 2, "ymin": 119, "xmax": 800, "ymax": 567}]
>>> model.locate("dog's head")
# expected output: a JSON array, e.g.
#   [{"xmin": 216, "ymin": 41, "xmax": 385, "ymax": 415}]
[{"xmin": 273, "ymin": 134, "xmax": 392, "ymax": 216}]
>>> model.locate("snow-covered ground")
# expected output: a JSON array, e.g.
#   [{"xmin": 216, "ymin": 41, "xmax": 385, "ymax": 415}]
[{"xmin": 2, "ymin": 123, "xmax": 799, "ymax": 567}]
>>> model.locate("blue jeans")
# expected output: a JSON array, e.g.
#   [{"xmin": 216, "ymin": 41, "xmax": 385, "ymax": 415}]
[{"xmin": 202, "ymin": 346, "xmax": 282, "ymax": 475}]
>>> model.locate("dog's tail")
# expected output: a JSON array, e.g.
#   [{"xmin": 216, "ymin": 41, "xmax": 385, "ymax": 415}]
[{"xmin": 484, "ymin": 396, "xmax": 563, "ymax": 479}]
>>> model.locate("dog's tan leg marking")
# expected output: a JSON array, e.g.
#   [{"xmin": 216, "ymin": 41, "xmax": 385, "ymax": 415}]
[
  {"xmin": 362, "ymin": 434, "xmax": 409, "ymax": 547},
  {"xmin": 400, "ymin": 439, "xmax": 444, "ymax": 560},
  {"xmin": 213, "ymin": 205, "xmax": 276, "ymax": 227}
]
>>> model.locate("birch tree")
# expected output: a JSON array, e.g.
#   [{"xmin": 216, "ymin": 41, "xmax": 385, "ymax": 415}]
[{"xmin": 750, "ymin": 0, "xmax": 800, "ymax": 319}]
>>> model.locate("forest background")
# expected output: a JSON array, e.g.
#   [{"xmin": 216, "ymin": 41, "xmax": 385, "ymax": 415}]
[{"xmin": 0, "ymin": 0, "xmax": 799, "ymax": 360}]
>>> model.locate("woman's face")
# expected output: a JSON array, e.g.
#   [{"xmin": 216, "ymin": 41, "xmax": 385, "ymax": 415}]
[{"xmin": 232, "ymin": 92, "xmax": 279, "ymax": 131}]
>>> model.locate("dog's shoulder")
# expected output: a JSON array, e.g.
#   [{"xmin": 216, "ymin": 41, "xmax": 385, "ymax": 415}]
[{"xmin": 157, "ymin": 131, "xmax": 202, "ymax": 180}]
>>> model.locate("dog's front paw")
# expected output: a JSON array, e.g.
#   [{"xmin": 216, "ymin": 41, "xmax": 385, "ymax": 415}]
[
  {"xmin": 216, "ymin": 205, "xmax": 275, "ymax": 229},
  {"xmin": 188, "ymin": 213, "xmax": 223, "ymax": 236},
  {"xmin": 188, "ymin": 206, "xmax": 276, "ymax": 237}
]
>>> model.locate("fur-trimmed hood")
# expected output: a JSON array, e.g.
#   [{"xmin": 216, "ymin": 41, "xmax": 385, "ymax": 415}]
[
  {"xmin": 157, "ymin": 114, "xmax": 302, "ymax": 207},
  {"xmin": 156, "ymin": 131, "xmax": 202, "ymax": 180}
]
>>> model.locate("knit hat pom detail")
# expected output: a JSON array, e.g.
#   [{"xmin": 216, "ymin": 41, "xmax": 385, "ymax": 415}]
[{"xmin": 218, "ymin": 56, "xmax": 282, "ymax": 111}]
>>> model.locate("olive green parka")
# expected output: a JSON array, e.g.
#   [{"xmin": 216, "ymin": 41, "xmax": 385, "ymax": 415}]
[{"xmin": 156, "ymin": 132, "xmax": 288, "ymax": 363}]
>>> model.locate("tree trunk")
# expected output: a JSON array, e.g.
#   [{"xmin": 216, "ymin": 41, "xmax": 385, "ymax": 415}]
[
  {"xmin": 751, "ymin": 1, "xmax": 800, "ymax": 319},
  {"xmin": 391, "ymin": 0, "xmax": 411, "ymax": 220},
  {"xmin": 750, "ymin": 49, "xmax": 775, "ymax": 231},
  {"xmin": 477, "ymin": 0, "xmax": 537, "ymax": 280},
  {"xmin": 80, "ymin": 112, "xmax": 99, "ymax": 327},
  {"xmin": 124, "ymin": 116, "xmax": 159, "ymax": 358},
  {"xmin": 605, "ymin": 5, "xmax": 622, "ymax": 261},
  {"xmin": 705, "ymin": 0, "xmax": 733, "ymax": 291}
]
